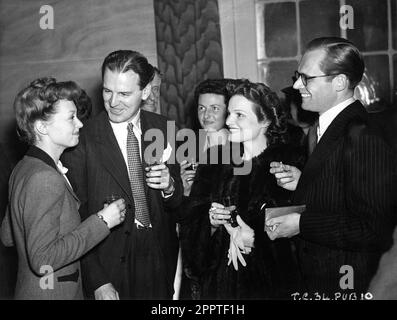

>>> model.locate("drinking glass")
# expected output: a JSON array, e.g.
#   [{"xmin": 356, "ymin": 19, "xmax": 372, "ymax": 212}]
[
  {"xmin": 222, "ymin": 195, "xmax": 238, "ymax": 227},
  {"xmin": 103, "ymin": 194, "xmax": 122, "ymax": 205}
]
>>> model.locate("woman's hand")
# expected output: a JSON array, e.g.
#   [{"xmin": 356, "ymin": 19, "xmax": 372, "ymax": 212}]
[
  {"xmin": 225, "ymin": 215, "xmax": 255, "ymax": 271},
  {"xmin": 225, "ymin": 215, "xmax": 255, "ymax": 252},
  {"xmin": 180, "ymin": 160, "xmax": 197, "ymax": 196},
  {"xmin": 227, "ymin": 237, "xmax": 246, "ymax": 271},
  {"xmin": 208, "ymin": 202, "xmax": 233, "ymax": 228},
  {"xmin": 98, "ymin": 198, "xmax": 126, "ymax": 229}
]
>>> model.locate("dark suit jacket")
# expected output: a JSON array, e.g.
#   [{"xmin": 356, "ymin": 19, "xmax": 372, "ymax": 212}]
[
  {"xmin": 62, "ymin": 110, "xmax": 183, "ymax": 298},
  {"xmin": 293, "ymin": 101, "xmax": 397, "ymax": 295}
]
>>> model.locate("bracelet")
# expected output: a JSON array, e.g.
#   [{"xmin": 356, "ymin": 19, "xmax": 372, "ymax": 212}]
[{"xmin": 97, "ymin": 213, "xmax": 108, "ymax": 227}]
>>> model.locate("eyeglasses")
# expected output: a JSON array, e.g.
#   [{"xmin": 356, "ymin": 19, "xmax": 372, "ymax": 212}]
[{"xmin": 294, "ymin": 71, "xmax": 338, "ymax": 86}]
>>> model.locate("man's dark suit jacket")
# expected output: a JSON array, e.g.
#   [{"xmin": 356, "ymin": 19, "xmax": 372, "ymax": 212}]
[
  {"xmin": 62, "ymin": 110, "xmax": 183, "ymax": 298},
  {"xmin": 293, "ymin": 101, "xmax": 397, "ymax": 295}
]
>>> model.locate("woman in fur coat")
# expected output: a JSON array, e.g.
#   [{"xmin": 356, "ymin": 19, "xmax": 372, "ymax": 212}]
[{"xmin": 181, "ymin": 80, "xmax": 305, "ymax": 299}]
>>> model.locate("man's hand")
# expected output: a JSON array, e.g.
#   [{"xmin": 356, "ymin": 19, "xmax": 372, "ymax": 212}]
[
  {"xmin": 94, "ymin": 283, "xmax": 119, "ymax": 300},
  {"xmin": 269, "ymin": 162, "xmax": 301, "ymax": 191},
  {"xmin": 265, "ymin": 213, "xmax": 301, "ymax": 240},
  {"xmin": 145, "ymin": 163, "xmax": 174, "ymax": 194},
  {"xmin": 179, "ymin": 160, "xmax": 197, "ymax": 196}
]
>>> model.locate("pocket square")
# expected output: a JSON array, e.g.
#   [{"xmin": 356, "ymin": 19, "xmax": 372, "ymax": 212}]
[{"xmin": 159, "ymin": 143, "xmax": 172, "ymax": 163}]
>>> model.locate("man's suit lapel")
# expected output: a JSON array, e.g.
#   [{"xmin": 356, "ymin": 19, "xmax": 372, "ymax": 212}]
[
  {"xmin": 93, "ymin": 112, "xmax": 133, "ymax": 203},
  {"xmin": 140, "ymin": 110, "xmax": 153, "ymax": 168},
  {"xmin": 140, "ymin": 110, "xmax": 175, "ymax": 289},
  {"xmin": 139, "ymin": 111, "xmax": 161, "ymax": 224},
  {"xmin": 298, "ymin": 101, "xmax": 365, "ymax": 188},
  {"xmin": 140, "ymin": 110, "xmax": 167, "ymax": 166}
]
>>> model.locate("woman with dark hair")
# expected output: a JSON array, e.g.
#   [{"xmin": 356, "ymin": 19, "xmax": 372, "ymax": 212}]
[
  {"xmin": 180, "ymin": 79, "xmax": 233, "ymax": 197},
  {"xmin": 178, "ymin": 79, "xmax": 234, "ymax": 299},
  {"xmin": 0, "ymin": 77, "xmax": 126, "ymax": 299},
  {"xmin": 183, "ymin": 80, "xmax": 305, "ymax": 299}
]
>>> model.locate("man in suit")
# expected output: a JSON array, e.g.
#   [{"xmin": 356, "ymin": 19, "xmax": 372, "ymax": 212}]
[
  {"xmin": 267, "ymin": 37, "xmax": 397, "ymax": 296},
  {"xmin": 62, "ymin": 50, "xmax": 183, "ymax": 299}
]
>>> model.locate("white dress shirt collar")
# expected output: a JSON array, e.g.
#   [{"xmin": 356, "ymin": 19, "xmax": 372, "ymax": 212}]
[
  {"xmin": 318, "ymin": 97, "xmax": 355, "ymax": 141},
  {"xmin": 110, "ymin": 110, "xmax": 142, "ymax": 135},
  {"xmin": 110, "ymin": 110, "xmax": 142, "ymax": 163},
  {"xmin": 57, "ymin": 160, "xmax": 72, "ymax": 188}
]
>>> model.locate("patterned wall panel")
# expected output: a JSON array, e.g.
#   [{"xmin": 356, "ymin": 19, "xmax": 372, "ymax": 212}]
[{"xmin": 153, "ymin": 0, "xmax": 224, "ymax": 129}]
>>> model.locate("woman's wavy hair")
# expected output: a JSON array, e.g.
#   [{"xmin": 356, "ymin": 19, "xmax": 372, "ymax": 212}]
[
  {"xmin": 14, "ymin": 77, "xmax": 85, "ymax": 145},
  {"xmin": 228, "ymin": 80, "xmax": 289, "ymax": 146}
]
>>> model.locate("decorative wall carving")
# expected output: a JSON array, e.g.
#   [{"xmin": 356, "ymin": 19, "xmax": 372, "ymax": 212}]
[{"xmin": 153, "ymin": 0, "xmax": 224, "ymax": 129}]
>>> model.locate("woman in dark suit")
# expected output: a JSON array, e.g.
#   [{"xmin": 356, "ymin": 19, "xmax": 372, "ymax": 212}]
[
  {"xmin": 0, "ymin": 77, "xmax": 126, "ymax": 300},
  {"xmin": 182, "ymin": 80, "xmax": 305, "ymax": 299}
]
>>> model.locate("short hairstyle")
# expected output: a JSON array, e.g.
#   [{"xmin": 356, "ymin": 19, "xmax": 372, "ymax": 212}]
[
  {"xmin": 14, "ymin": 77, "xmax": 83, "ymax": 145},
  {"xmin": 101, "ymin": 50, "xmax": 155, "ymax": 89},
  {"xmin": 192, "ymin": 79, "xmax": 233, "ymax": 131},
  {"xmin": 306, "ymin": 37, "xmax": 364, "ymax": 89},
  {"xmin": 231, "ymin": 80, "xmax": 289, "ymax": 146},
  {"xmin": 194, "ymin": 79, "xmax": 231, "ymax": 106}
]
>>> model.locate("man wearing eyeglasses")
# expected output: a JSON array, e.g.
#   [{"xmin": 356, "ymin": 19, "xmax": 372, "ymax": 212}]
[{"xmin": 268, "ymin": 37, "xmax": 397, "ymax": 296}]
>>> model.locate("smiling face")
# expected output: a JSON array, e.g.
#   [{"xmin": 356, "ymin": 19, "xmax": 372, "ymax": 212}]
[
  {"xmin": 293, "ymin": 48, "xmax": 337, "ymax": 114},
  {"xmin": 226, "ymin": 95, "xmax": 268, "ymax": 143},
  {"xmin": 197, "ymin": 93, "xmax": 227, "ymax": 132},
  {"xmin": 102, "ymin": 68, "xmax": 150, "ymax": 123},
  {"xmin": 44, "ymin": 99, "xmax": 83, "ymax": 149}
]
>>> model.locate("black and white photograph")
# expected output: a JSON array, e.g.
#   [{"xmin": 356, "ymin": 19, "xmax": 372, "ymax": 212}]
[{"xmin": 0, "ymin": 0, "xmax": 396, "ymax": 313}]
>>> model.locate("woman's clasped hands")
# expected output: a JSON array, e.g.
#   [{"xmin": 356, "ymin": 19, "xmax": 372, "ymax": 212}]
[{"xmin": 208, "ymin": 202, "xmax": 255, "ymax": 271}]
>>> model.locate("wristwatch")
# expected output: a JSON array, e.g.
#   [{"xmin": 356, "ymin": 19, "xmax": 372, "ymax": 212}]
[{"xmin": 97, "ymin": 213, "xmax": 109, "ymax": 227}]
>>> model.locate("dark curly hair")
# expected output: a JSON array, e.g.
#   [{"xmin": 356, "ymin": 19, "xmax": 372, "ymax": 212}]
[
  {"xmin": 230, "ymin": 80, "xmax": 289, "ymax": 146},
  {"xmin": 14, "ymin": 77, "xmax": 85, "ymax": 145}
]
